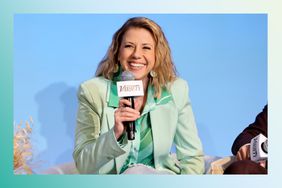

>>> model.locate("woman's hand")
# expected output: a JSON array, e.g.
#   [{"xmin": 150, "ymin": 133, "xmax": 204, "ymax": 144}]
[
  {"xmin": 236, "ymin": 144, "xmax": 250, "ymax": 160},
  {"xmin": 114, "ymin": 98, "xmax": 140, "ymax": 140},
  {"xmin": 236, "ymin": 143, "xmax": 267, "ymax": 168}
]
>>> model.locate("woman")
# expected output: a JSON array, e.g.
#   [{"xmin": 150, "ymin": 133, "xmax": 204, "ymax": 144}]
[{"xmin": 73, "ymin": 17, "xmax": 204, "ymax": 174}]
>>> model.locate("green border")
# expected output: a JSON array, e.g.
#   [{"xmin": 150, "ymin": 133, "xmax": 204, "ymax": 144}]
[{"xmin": 1, "ymin": 1, "xmax": 282, "ymax": 188}]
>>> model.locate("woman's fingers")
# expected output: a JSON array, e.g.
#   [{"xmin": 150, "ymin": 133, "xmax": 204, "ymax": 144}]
[
  {"xmin": 115, "ymin": 106, "xmax": 140, "ymax": 122},
  {"xmin": 115, "ymin": 107, "xmax": 140, "ymax": 120},
  {"xmin": 236, "ymin": 144, "xmax": 250, "ymax": 160},
  {"xmin": 119, "ymin": 98, "xmax": 132, "ymax": 107},
  {"xmin": 121, "ymin": 106, "xmax": 140, "ymax": 115},
  {"xmin": 114, "ymin": 98, "xmax": 141, "ymax": 139},
  {"xmin": 119, "ymin": 98, "xmax": 143, "ymax": 112},
  {"xmin": 114, "ymin": 102, "xmax": 140, "ymax": 140}
]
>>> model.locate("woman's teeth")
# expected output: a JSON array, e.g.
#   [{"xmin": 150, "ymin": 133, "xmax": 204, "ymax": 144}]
[{"xmin": 130, "ymin": 63, "xmax": 145, "ymax": 67}]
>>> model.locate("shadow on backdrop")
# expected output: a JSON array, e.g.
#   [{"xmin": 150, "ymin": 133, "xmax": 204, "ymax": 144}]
[{"xmin": 35, "ymin": 82, "xmax": 77, "ymax": 170}]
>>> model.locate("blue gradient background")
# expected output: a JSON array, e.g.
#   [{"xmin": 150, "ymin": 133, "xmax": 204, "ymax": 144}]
[
  {"xmin": 13, "ymin": 14, "xmax": 267, "ymax": 171},
  {"xmin": 1, "ymin": 1, "xmax": 282, "ymax": 188}
]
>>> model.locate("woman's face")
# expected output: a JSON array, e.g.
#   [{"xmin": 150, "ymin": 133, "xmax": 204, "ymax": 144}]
[{"xmin": 118, "ymin": 27, "xmax": 156, "ymax": 82}]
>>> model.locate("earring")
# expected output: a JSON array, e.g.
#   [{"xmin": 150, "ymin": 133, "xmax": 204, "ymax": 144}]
[{"xmin": 150, "ymin": 70, "xmax": 157, "ymax": 78}]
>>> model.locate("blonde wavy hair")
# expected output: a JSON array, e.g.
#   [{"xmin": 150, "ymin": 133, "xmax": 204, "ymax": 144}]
[{"xmin": 96, "ymin": 17, "xmax": 177, "ymax": 98}]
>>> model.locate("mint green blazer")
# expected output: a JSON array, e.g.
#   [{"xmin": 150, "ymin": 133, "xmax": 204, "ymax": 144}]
[{"xmin": 73, "ymin": 77, "xmax": 204, "ymax": 174}]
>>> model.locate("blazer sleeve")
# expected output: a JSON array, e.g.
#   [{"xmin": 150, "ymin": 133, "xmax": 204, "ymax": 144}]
[
  {"xmin": 73, "ymin": 82, "xmax": 126, "ymax": 174},
  {"xmin": 172, "ymin": 79, "xmax": 205, "ymax": 174},
  {"xmin": 231, "ymin": 105, "xmax": 268, "ymax": 155}
]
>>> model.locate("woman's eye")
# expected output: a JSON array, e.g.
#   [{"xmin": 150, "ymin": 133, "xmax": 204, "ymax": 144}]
[
  {"xmin": 124, "ymin": 45, "xmax": 133, "ymax": 48},
  {"xmin": 143, "ymin": 46, "xmax": 151, "ymax": 50}
]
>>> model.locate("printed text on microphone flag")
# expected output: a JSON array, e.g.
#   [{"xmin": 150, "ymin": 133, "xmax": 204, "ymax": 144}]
[{"xmin": 117, "ymin": 80, "xmax": 144, "ymax": 97}]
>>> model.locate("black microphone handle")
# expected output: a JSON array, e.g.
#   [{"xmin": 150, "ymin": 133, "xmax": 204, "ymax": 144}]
[{"xmin": 125, "ymin": 97, "xmax": 135, "ymax": 140}]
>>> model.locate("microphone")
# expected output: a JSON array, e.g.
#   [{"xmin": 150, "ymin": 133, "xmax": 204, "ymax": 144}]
[
  {"xmin": 250, "ymin": 133, "xmax": 268, "ymax": 162},
  {"xmin": 116, "ymin": 71, "xmax": 144, "ymax": 140},
  {"xmin": 122, "ymin": 71, "xmax": 135, "ymax": 140}
]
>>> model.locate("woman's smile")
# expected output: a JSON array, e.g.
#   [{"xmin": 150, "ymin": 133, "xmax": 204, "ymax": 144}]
[{"xmin": 128, "ymin": 61, "xmax": 146, "ymax": 70}]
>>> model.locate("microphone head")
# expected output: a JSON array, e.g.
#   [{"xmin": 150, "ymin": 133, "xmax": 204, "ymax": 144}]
[
  {"xmin": 261, "ymin": 140, "xmax": 268, "ymax": 153},
  {"xmin": 121, "ymin": 70, "xmax": 135, "ymax": 81}
]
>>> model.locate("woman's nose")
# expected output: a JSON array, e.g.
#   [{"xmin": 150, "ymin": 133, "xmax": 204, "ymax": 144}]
[{"xmin": 132, "ymin": 47, "xmax": 142, "ymax": 59}]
